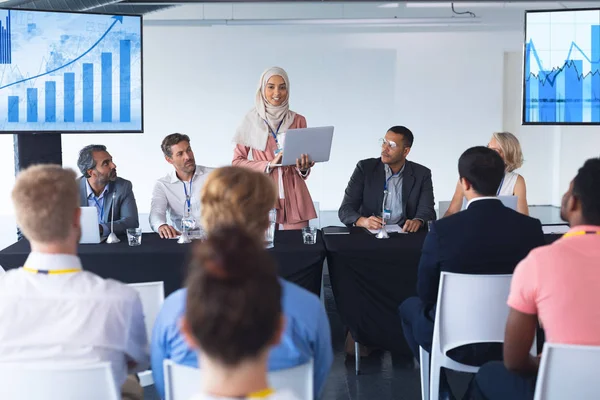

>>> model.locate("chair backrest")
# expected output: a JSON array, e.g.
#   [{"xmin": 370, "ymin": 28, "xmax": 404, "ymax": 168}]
[
  {"xmin": 438, "ymin": 201, "xmax": 451, "ymax": 219},
  {"xmin": 0, "ymin": 362, "xmax": 119, "ymax": 400},
  {"xmin": 434, "ymin": 272, "xmax": 513, "ymax": 354},
  {"xmin": 128, "ymin": 281, "xmax": 165, "ymax": 342},
  {"xmin": 534, "ymin": 343, "xmax": 600, "ymax": 400},
  {"xmin": 164, "ymin": 359, "xmax": 313, "ymax": 400}
]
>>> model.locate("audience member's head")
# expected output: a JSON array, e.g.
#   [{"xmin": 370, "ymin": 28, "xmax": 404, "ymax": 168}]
[
  {"xmin": 12, "ymin": 165, "xmax": 81, "ymax": 250},
  {"xmin": 161, "ymin": 133, "xmax": 196, "ymax": 176},
  {"xmin": 77, "ymin": 144, "xmax": 117, "ymax": 184},
  {"xmin": 458, "ymin": 146, "xmax": 506, "ymax": 199},
  {"xmin": 561, "ymin": 158, "xmax": 600, "ymax": 226},
  {"xmin": 381, "ymin": 126, "xmax": 413, "ymax": 169},
  {"xmin": 201, "ymin": 166, "xmax": 277, "ymax": 238},
  {"xmin": 182, "ymin": 226, "xmax": 283, "ymax": 369},
  {"xmin": 488, "ymin": 132, "xmax": 524, "ymax": 172}
]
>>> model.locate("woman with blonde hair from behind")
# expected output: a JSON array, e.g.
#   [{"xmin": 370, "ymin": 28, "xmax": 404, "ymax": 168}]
[
  {"xmin": 444, "ymin": 132, "xmax": 529, "ymax": 216},
  {"xmin": 149, "ymin": 166, "xmax": 333, "ymax": 400}
]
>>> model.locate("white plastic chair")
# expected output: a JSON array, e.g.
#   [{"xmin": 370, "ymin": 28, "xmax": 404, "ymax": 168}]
[
  {"xmin": 0, "ymin": 362, "xmax": 119, "ymax": 400},
  {"xmin": 534, "ymin": 343, "xmax": 600, "ymax": 400},
  {"xmin": 164, "ymin": 359, "xmax": 313, "ymax": 400},
  {"xmin": 421, "ymin": 272, "xmax": 535, "ymax": 400},
  {"xmin": 128, "ymin": 281, "xmax": 165, "ymax": 387}
]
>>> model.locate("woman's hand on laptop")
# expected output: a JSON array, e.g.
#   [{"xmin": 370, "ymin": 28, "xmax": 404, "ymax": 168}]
[
  {"xmin": 296, "ymin": 153, "xmax": 314, "ymax": 172},
  {"xmin": 158, "ymin": 224, "xmax": 181, "ymax": 239}
]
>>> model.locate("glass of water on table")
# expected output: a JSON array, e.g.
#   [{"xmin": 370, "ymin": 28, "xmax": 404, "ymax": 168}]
[
  {"xmin": 302, "ymin": 226, "xmax": 317, "ymax": 245},
  {"xmin": 126, "ymin": 228, "xmax": 142, "ymax": 246}
]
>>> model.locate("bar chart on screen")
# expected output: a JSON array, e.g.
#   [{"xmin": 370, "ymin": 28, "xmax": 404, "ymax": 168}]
[
  {"xmin": 0, "ymin": 9, "xmax": 142, "ymax": 132},
  {"xmin": 524, "ymin": 9, "xmax": 600, "ymax": 125}
]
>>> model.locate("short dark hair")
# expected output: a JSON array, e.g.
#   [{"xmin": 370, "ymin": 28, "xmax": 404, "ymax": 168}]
[
  {"xmin": 77, "ymin": 144, "xmax": 107, "ymax": 178},
  {"xmin": 185, "ymin": 226, "xmax": 282, "ymax": 366},
  {"xmin": 573, "ymin": 158, "xmax": 600, "ymax": 225},
  {"xmin": 388, "ymin": 126, "xmax": 414, "ymax": 148},
  {"xmin": 458, "ymin": 146, "xmax": 505, "ymax": 196},
  {"xmin": 161, "ymin": 133, "xmax": 190, "ymax": 158}
]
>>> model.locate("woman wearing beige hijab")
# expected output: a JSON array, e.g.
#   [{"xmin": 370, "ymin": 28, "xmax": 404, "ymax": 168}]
[{"xmin": 233, "ymin": 67, "xmax": 317, "ymax": 230}]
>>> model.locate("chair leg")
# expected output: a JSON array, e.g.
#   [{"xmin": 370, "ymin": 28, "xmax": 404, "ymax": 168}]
[
  {"xmin": 355, "ymin": 341, "xmax": 360, "ymax": 375},
  {"xmin": 419, "ymin": 347, "xmax": 430, "ymax": 400},
  {"xmin": 429, "ymin": 356, "xmax": 440, "ymax": 400}
]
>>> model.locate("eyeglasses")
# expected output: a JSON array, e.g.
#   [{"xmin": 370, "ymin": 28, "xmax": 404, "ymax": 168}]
[{"xmin": 379, "ymin": 138, "xmax": 398, "ymax": 149}]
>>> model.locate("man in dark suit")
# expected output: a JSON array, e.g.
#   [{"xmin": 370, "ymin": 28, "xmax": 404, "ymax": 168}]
[
  {"xmin": 77, "ymin": 145, "xmax": 139, "ymax": 237},
  {"xmin": 338, "ymin": 126, "xmax": 435, "ymax": 232},
  {"xmin": 399, "ymin": 146, "xmax": 545, "ymax": 399}
]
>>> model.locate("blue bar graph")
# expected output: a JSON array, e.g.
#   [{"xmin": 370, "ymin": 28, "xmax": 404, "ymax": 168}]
[
  {"xmin": 0, "ymin": 11, "xmax": 10, "ymax": 65},
  {"xmin": 539, "ymin": 71, "xmax": 557, "ymax": 122},
  {"xmin": 524, "ymin": 42, "xmax": 531, "ymax": 121},
  {"xmin": 8, "ymin": 96, "xmax": 18, "ymax": 122},
  {"xmin": 83, "ymin": 63, "xmax": 93, "ymax": 122},
  {"xmin": 564, "ymin": 61, "xmax": 582, "ymax": 123},
  {"xmin": 45, "ymin": 81, "xmax": 56, "ymax": 122},
  {"xmin": 64, "ymin": 72, "xmax": 75, "ymax": 122},
  {"xmin": 26, "ymin": 88, "xmax": 37, "ymax": 122},
  {"xmin": 101, "ymin": 52, "xmax": 112, "ymax": 122},
  {"xmin": 120, "ymin": 40, "xmax": 131, "ymax": 122}
]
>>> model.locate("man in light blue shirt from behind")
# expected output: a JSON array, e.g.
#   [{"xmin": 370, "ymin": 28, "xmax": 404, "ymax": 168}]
[{"xmin": 151, "ymin": 278, "xmax": 333, "ymax": 399}]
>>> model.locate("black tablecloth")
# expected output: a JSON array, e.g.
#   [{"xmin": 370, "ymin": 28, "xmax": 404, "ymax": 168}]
[
  {"xmin": 324, "ymin": 228, "xmax": 563, "ymax": 356},
  {"xmin": 0, "ymin": 230, "xmax": 326, "ymax": 297}
]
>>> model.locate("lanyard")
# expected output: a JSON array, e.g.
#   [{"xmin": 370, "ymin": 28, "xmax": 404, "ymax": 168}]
[
  {"xmin": 496, "ymin": 175, "xmax": 505, "ymax": 196},
  {"xmin": 264, "ymin": 119, "xmax": 284, "ymax": 149},
  {"xmin": 384, "ymin": 170, "xmax": 402, "ymax": 191},
  {"xmin": 247, "ymin": 388, "xmax": 275, "ymax": 399},
  {"xmin": 92, "ymin": 195, "xmax": 105, "ymax": 221},
  {"xmin": 563, "ymin": 230, "xmax": 600, "ymax": 238},
  {"xmin": 183, "ymin": 178, "xmax": 193, "ymax": 212},
  {"xmin": 23, "ymin": 267, "xmax": 81, "ymax": 275}
]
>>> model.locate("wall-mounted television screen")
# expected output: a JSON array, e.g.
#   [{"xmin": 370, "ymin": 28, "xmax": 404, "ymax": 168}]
[
  {"xmin": 524, "ymin": 8, "xmax": 600, "ymax": 125},
  {"xmin": 0, "ymin": 9, "xmax": 142, "ymax": 133}
]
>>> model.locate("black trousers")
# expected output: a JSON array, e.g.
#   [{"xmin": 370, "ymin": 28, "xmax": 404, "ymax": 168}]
[{"xmin": 467, "ymin": 361, "xmax": 536, "ymax": 400}]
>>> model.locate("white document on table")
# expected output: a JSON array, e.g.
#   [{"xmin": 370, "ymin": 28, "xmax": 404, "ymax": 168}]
[
  {"xmin": 542, "ymin": 224, "xmax": 569, "ymax": 234},
  {"xmin": 367, "ymin": 224, "xmax": 407, "ymax": 235}
]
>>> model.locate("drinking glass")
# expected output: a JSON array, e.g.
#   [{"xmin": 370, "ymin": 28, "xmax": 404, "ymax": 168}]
[
  {"xmin": 265, "ymin": 208, "xmax": 277, "ymax": 248},
  {"xmin": 126, "ymin": 228, "xmax": 142, "ymax": 246},
  {"xmin": 302, "ymin": 226, "xmax": 317, "ymax": 245}
]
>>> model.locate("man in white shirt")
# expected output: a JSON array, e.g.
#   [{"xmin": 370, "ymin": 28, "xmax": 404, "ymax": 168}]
[
  {"xmin": 150, "ymin": 133, "xmax": 214, "ymax": 239},
  {"xmin": 0, "ymin": 165, "xmax": 148, "ymax": 400}
]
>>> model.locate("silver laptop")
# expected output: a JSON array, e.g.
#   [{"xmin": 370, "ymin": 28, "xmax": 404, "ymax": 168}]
[
  {"xmin": 459, "ymin": 195, "xmax": 518, "ymax": 211},
  {"xmin": 277, "ymin": 126, "xmax": 334, "ymax": 166},
  {"xmin": 79, "ymin": 206, "xmax": 104, "ymax": 244}
]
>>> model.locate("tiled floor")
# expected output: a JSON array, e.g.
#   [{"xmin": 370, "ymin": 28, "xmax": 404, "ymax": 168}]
[{"xmin": 145, "ymin": 273, "xmax": 473, "ymax": 400}]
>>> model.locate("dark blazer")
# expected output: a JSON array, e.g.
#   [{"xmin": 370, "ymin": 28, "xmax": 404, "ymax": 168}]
[
  {"xmin": 418, "ymin": 199, "xmax": 546, "ymax": 308},
  {"xmin": 338, "ymin": 158, "xmax": 436, "ymax": 227},
  {"xmin": 77, "ymin": 176, "xmax": 139, "ymax": 235}
]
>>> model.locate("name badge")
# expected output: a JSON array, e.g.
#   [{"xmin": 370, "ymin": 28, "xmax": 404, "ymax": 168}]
[{"xmin": 383, "ymin": 209, "xmax": 391, "ymax": 221}]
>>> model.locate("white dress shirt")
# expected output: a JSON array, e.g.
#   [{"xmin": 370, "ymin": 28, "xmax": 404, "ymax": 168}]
[
  {"xmin": 149, "ymin": 165, "xmax": 214, "ymax": 232},
  {"xmin": 0, "ymin": 252, "xmax": 149, "ymax": 386},
  {"xmin": 466, "ymin": 196, "xmax": 501, "ymax": 208}
]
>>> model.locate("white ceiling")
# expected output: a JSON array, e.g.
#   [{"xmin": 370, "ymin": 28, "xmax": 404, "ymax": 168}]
[{"xmin": 142, "ymin": 1, "xmax": 600, "ymax": 31}]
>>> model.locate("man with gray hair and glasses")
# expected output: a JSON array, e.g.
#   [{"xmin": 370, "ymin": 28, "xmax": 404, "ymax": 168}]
[{"xmin": 77, "ymin": 144, "xmax": 139, "ymax": 237}]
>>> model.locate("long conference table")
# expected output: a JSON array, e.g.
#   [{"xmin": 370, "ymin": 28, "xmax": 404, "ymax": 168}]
[{"xmin": 0, "ymin": 228, "xmax": 562, "ymax": 357}]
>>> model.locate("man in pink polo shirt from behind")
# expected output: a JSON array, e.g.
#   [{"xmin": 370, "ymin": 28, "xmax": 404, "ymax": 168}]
[{"xmin": 468, "ymin": 157, "xmax": 600, "ymax": 400}]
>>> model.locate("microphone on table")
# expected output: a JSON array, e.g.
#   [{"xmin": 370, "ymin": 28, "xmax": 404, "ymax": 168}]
[
  {"xmin": 376, "ymin": 190, "xmax": 390, "ymax": 240},
  {"xmin": 106, "ymin": 191, "xmax": 120, "ymax": 244}
]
